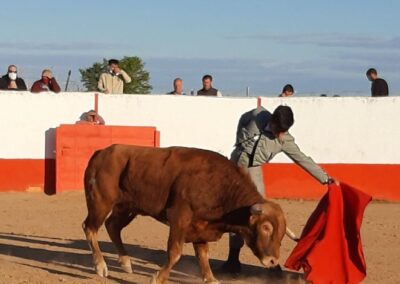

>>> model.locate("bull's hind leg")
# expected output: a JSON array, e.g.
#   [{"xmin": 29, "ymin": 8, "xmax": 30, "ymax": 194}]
[
  {"xmin": 105, "ymin": 204, "xmax": 137, "ymax": 273},
  {"xmin": 83, "ymin": 202, "xmax": 112, "ymax": 277},
  {"xmin": 193, "ymin": 242, "xmax": 220, "ymax": 284}
]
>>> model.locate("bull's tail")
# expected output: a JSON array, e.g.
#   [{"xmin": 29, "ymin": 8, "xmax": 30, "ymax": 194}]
[
  {"xmin": 82, "ymin": 147, "xmax": 117, "ymax": 231},
  {"xmin": 83, "ymin": 149, "xmax": 107, "ymax": 220},
  {"xmin": 84, "ymin": 149, "xmax": 103, "ymax": 192}
]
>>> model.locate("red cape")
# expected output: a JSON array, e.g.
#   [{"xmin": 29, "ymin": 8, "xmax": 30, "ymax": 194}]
[{"xmin": 285, "ymin": 183, "xmax": 371, "ymax": 284}]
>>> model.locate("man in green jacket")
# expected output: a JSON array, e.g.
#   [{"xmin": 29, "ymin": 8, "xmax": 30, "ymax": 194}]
[{"xmin": 223, "ymin": 105, "xmax": 337, "ymax": 273}]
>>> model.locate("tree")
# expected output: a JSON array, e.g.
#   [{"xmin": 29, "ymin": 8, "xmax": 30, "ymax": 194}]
[
  {"xmin": 79, "ymin": 56, "xmax": 152, "ymax": 94},
  {"xmin": 79, "ymin": 59, "xmax": 107, "ymax": 92}
]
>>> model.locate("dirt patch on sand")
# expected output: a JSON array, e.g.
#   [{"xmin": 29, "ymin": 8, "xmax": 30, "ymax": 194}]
[{"xmin": 0, "ymin": 192, "xmax": 399, "ymax": 283}]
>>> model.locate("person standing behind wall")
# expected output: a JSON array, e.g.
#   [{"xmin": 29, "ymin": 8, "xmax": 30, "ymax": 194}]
[
  {"xmin": 279, "ymin": 84, "xmax": 294, "ymax": 97},
  {"xmin": 366, "ymin": 68, "xmax": 389, "ymax": 97},
  {"xmin": 98, "ymin": 59, "xmax": 132, "ymax": 94},
  {"xmin": 0, "ymin": 65, "xmax": 27, "ymax": 91},
  {"xmin": 31, "ymin": 69, "xmax": 61, "ymax": 93},
  {"xmin": 197, "ymin": 74, "xmax": 222, "ymax": 97},
  {"xmin": 167, "ymin": 78, "xmax": 186, "ymax": 95}
]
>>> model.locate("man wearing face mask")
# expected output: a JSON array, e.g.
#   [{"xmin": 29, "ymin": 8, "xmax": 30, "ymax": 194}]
[
  {"xmin": 31, "ymin": 69, "xmax": 61, "ymax": 93},
  {"xmin": 98, "ymin": 59, "xmax": 132, "ymax": 94},
  {"xmin": 0, "ymin": 65, "xmax": 28, "ymax": 91}
]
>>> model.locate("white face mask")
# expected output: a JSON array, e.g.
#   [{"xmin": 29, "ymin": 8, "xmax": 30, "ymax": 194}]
[{"xmin": 8, "ymin": 72, "xmax": 17, "ymax": 81}]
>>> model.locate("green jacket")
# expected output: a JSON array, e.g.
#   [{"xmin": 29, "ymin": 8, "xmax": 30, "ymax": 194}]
[{"xmin": 231, "ymin": 107, "xmax": 329, "ymax": 184}]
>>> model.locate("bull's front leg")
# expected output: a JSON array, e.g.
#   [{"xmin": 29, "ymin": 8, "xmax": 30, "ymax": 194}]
[
  {"xmin": 193, "ymin": 242, "xmax": 220, "ymax": 284},
  {"xmin": 151, "ymin": 206, "xmax": 192, "ymax": 284}
]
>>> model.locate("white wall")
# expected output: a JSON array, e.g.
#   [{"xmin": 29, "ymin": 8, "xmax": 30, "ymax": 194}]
[
  {"xmin": 0, "ymin": 92, "xmax": 94, "ymax": 159},
  {"xmin": 0, "ymin": 91, "xmax": 399, "ymax": 164}
]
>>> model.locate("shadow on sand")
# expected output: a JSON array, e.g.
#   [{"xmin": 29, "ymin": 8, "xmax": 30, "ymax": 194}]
[{"xmin": 0, "ymin": 232, "xmax": 305, "ymax": 283}]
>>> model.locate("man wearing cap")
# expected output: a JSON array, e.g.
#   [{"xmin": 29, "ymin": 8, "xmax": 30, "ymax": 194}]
[
  {"xmin": 76, "ymin": 110, "xmax": 105, "ymax": 125},
  {"xmin": 222, "ymin": 105, "xmax": 338, "ymax": 274}
]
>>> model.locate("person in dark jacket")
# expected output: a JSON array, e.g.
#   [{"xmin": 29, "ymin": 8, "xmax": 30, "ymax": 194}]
[
  {"xmin": 366, "ymin": 68, "xmax": 389, "ymax": 97},
  {"xmin": 31, "ymin": 69, "xmax": 61, "ymax": 93},
  {"xmin": 197, "ymin": 74, "xmax": 222, "ymax": 97},
  {"xmin": 0, "ymin": 65, "xmax": 28, "ymax": 91}
]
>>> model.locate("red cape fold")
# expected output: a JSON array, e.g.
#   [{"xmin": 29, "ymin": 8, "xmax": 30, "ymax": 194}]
[{"xmin": 285, "ymin": 183, "xmax": 372, "ymax": 284}]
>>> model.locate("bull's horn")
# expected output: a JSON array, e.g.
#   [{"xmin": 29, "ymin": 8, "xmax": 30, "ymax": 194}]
[
  {"xmin": 286, "ymin": 227, "xmax": 299, "ymax": 242},
  {"xmin": 250, "ymin": 204, "xmax": 263, "ymax": 215}
]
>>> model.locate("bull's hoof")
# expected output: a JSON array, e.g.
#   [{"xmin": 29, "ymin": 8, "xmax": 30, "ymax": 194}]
[
  {"xmin": 95, "ymin": 261, "xmax": 108, "ymax": 277},
  {"xmin": 119, "ymin": 255, "xmax": 133, "ymax": 273}
]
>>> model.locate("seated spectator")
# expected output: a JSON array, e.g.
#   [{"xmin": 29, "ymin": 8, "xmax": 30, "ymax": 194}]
[
  {"xmin": 167, "ymin": 78, "xmax": 186, "ymax": 95},
  {"xmin": 31, "ymin": 69, "xmax": 61, "ymax": 93},
  {"xmin": 76, "ymin": 110, "xmax": 105, "ymax": 125},
  {"xmin": 197, "ymin": 74, "xmax": 222, "ymax": 97},
  {"xmin": 0, "ymin": 65, "xmax": 28, "ymax": 91},
  {"xmin": 279, "ymin": 84, "xmax": 294, "ymax": 97},
  {"xmin": 98, "ymin": 59, "xmax": 131, "ymax": 94}
]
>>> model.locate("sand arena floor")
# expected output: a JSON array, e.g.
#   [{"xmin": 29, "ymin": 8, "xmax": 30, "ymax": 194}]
[{"xmin": 0, "ymin": 192, "xmax": 399, "ymax": 284}]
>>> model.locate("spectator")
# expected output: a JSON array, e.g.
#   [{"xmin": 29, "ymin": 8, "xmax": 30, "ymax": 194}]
[
  {"xmin": 279, "ymin": 84, "xmax": 294, "ymax": 97},
  {"xmin": 76, "ymin": 110, "xmax": 105, "ymax": 125},
  {"xmin": 98, "ymin": 59, "xmax": 132, "ymax": 94},
  {"xmin": 30, "ymin": 69, "xmax": 61, "ymax": 93},
  {"xmin": 366, "ymin": 68, "xmax": 389, "ymax": 97},
  {"xmin": 197, "ymin": 74, "xmax": 222, "ymax": 97},
  {"xmin": 167, "ymin": 78, "xmax": 186, "ymax": 95},
  {"xmin": 0, "ymin": 65, "xmax": 28, "ymax": 91}
]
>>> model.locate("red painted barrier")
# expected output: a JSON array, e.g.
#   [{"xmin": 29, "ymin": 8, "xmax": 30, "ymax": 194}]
[
  {"xmin": 262, "ymin": 163, "xmax": 400, "ymax": 201},
  {"xmin": 55, "ymin": 124, "xmax": 160, "ymax": 193},
  {"xmin": 0, "ymin": 159, "xmax": 55, "ymax": 193}
]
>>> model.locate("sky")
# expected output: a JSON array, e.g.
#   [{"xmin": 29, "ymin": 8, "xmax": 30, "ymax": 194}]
[{"xmin": 1, "ymin": 0, "xmax": 400, "ymax": 96}]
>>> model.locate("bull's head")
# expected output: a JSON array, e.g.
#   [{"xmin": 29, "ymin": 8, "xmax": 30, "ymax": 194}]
[{"xmin": 246, "ymin": 202, "xmax": 286, "ymax": 268}]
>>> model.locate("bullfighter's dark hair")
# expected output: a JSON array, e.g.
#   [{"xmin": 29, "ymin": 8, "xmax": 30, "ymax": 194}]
[{"xmin": 270, "ymin": 105, "xmax": 294, "ymax": 133}]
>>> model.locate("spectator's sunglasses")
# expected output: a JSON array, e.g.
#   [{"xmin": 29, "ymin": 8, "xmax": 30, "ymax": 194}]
[{"xmin": 8, "ymin": 70, "xmax": 17, "ymax": 73}]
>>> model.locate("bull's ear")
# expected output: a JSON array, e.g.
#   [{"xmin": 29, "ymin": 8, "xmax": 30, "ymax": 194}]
[
  {"xmin": 250, "ymin": 203, "xmax": 263, "ymax": 215},
  {"xmin": 261, "ymin": 221, "xmax": 274, "ymax": 237}
]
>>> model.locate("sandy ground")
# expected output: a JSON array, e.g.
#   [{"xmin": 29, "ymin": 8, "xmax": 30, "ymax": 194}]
[{"xmin": 0, "ymin": 192, "xmax": 399, "ymax": 284}]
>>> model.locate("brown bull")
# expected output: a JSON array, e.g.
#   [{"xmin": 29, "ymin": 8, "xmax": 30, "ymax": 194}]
[{"xmin": 82, "ymin": 144, "xmax": 286, "ymax": 284}]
